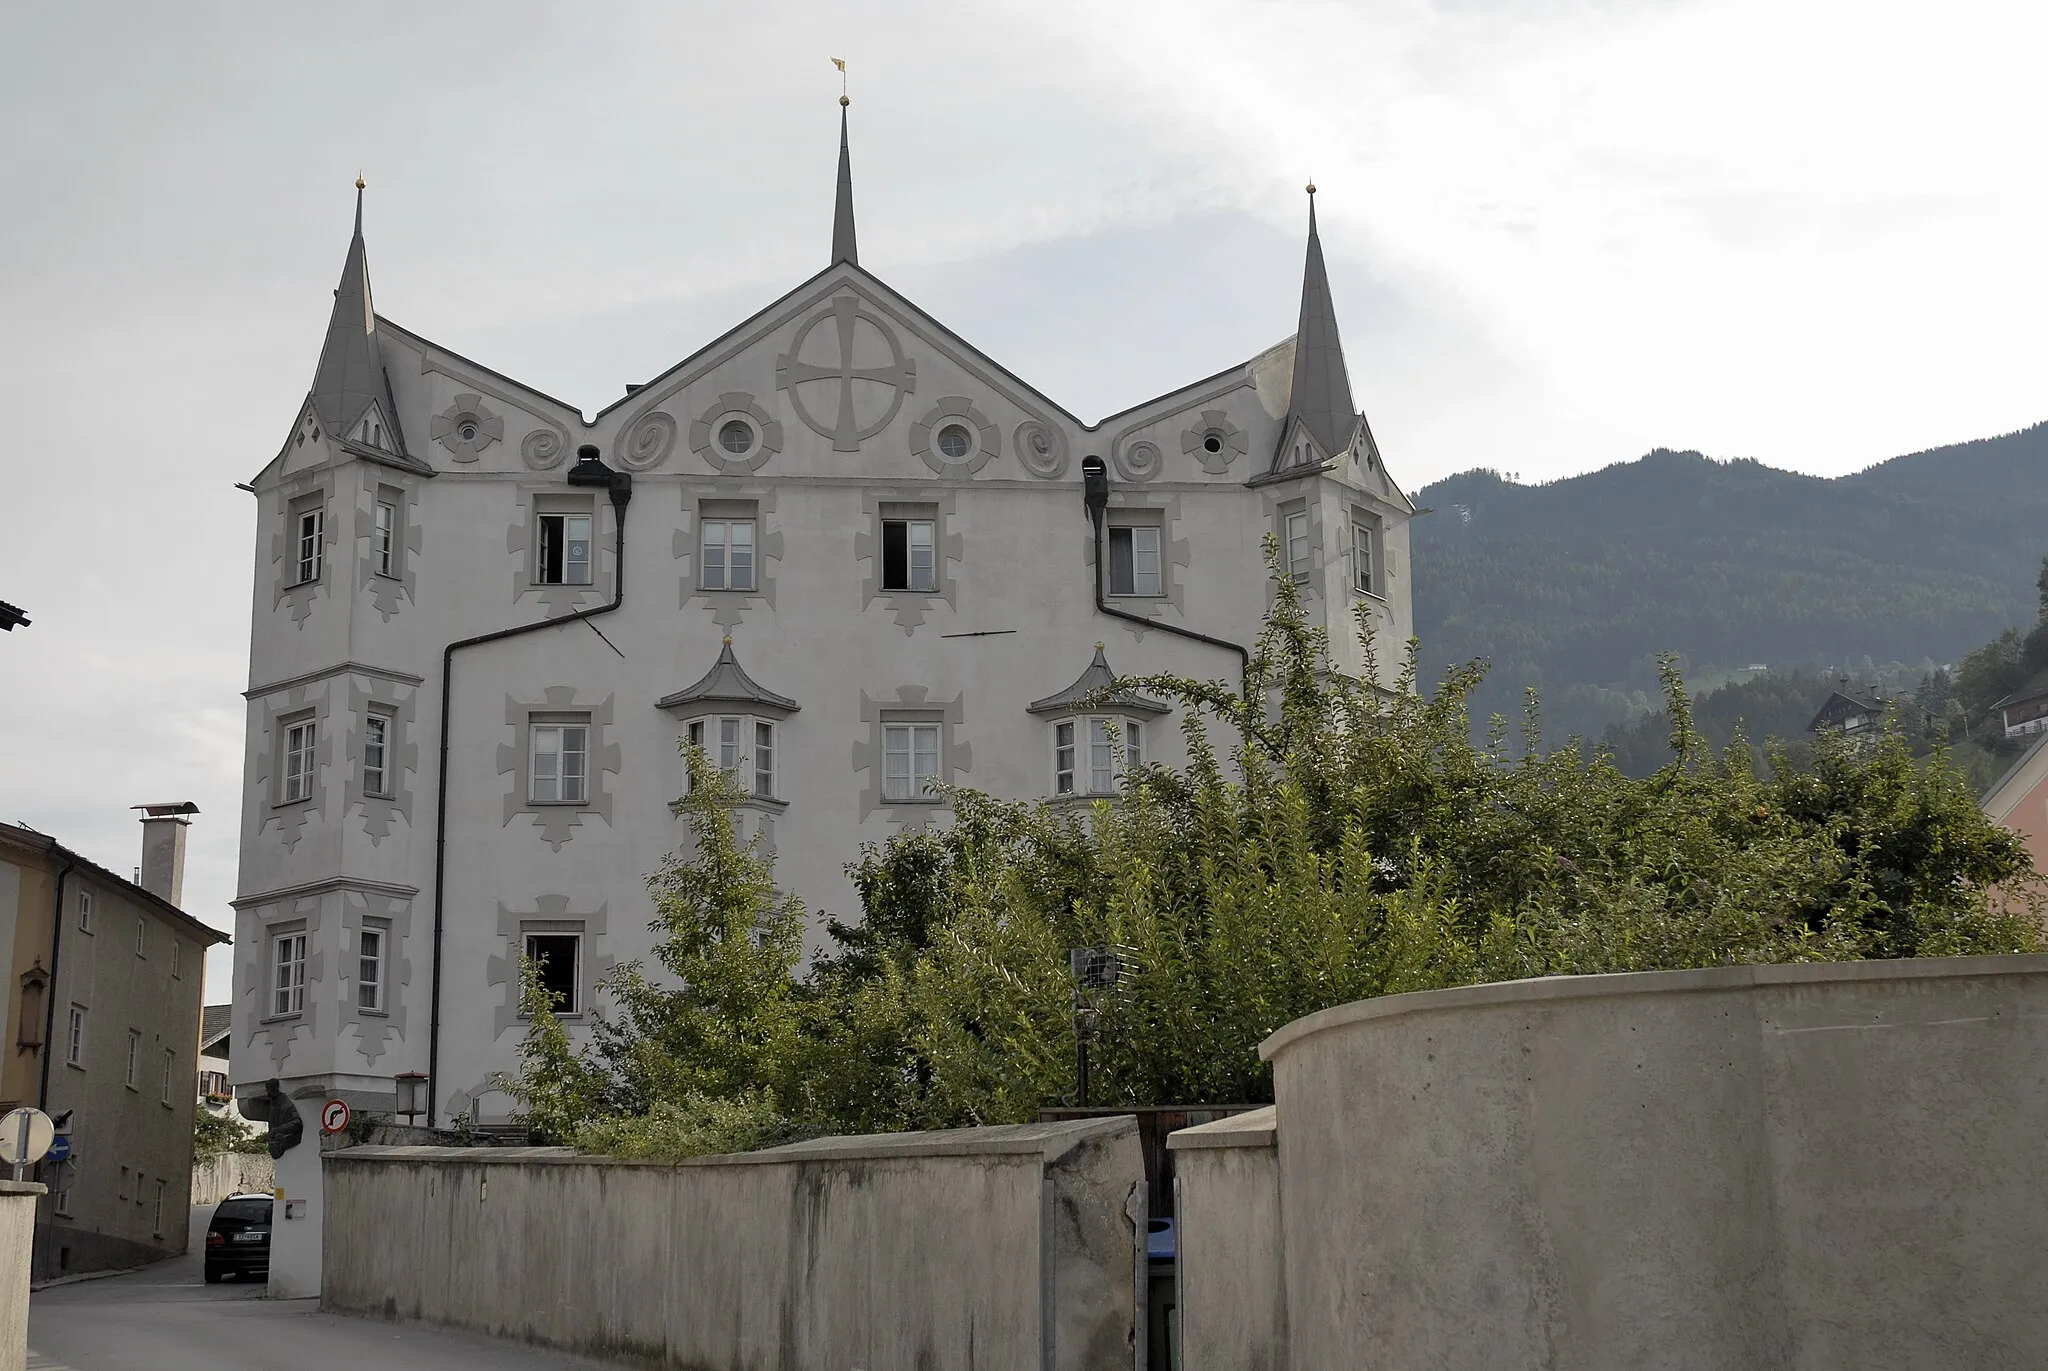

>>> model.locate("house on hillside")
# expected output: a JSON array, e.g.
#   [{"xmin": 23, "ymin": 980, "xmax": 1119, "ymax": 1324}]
[
  {"xmin": 229, "ymin": 108, "xmax": 1419, "ymax": 1298},
  {"xmin": 1993, "ymin": 670, "xmax": 2048, "ymax": 739},
  {"xmin": 1807, "ymin": 687, "xmax": 1887, "ymax": 741},
  {"xmin": 0, "ymin": 805, "xmax": 230, "ymax": 1280}
]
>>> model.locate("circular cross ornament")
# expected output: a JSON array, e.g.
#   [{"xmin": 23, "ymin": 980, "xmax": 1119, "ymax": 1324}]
[
  {"xmin": 0, "ymin": 1108, "xmax": 54, "ymax": 1165},
  {"xmin": 320, "ymin": 1099, "xmax": 352, "ymax": 1136},
  {"xmin": 776, "ymin": 296, "xmax": 916, "ymax": 452}
]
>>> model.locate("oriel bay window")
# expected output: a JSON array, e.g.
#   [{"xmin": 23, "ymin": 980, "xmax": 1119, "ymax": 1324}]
[
  {"xmin": 1053, "ymin": 717, "xmax": 1146, "ymax": 796},
  {"xmin": 529, "ymin": 717, "xmax": 590, "ymax": 804},
  {"xmin": 684, "ymin": 715, "xmax": 777, "ymax": 800}
]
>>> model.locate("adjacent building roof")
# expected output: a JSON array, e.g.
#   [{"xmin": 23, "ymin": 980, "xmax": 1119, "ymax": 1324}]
[
  {"xmin": 1027, "ymin": 644, "xmax": 1170, "ymax": 717},
  {"xmin": 0, "ymin": 822, "xmax": 230, "ymax": 948},
  {"xmin": 656, "ymin": 638, "xmax": 800, "ymax": 717},
  {"xmin": 0, "ymin": 601, "xmax": 26, "ymax": 631},
  {"xmin": 1279, "ymin": 190, "xmax": 1360, "ymax": 462},
  {"xmin": 200, "ymin": 1004, "xmax": 233, "ymax": 1053},
  {"xmin": 1992, "ymin": 666, "xmax": 2048, "ymax": 712},
  {"xmin": 1806, "ymin": 689, "xmax": 1887, "ymax": 734}
]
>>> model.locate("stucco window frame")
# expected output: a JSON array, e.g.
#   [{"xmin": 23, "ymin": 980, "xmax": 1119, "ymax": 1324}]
[
  {"xmin": 276, "ymin": 709, "xmax": 319, "ymax": 809},
  {"xmin": 530, "ymin": 494, "xmax": 597, "ymax": 589},
  {"xmin": 519, "ymin": 922, "xmax": 587, "ymax": 1021},
  {"xmin": 1105, "ymin": 508, "xmax": 1168, "ymax": 601},
  {"xmin": 527, "ymin": 712, "xmax": 593, "ymax": 806},
  {"xmin": 265, "ymin": 922, "xmax": 309, "ymax": 1024},
  {"xmin": 288, "ymin": 493, "xmax": 326, "ymax": 588}
]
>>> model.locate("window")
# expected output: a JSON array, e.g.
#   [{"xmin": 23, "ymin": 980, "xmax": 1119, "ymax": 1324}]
[
  {"xmin": 1284, "ymin": 510, "xmax": 1311, "ymax": 582},
  {"xmin": 363, "ymin": 712, "xmax": 391, "ymax": 797},
  {"xmin": 65, "ymin": 1005, "xmax": 84, "ymax": 1067},
  {"xmin": 1055, "ymin": 717, "xmax": 1145, "ymax": 796},
  {"xmin": 52, "ymin": 1184, "xmax": 69, "ymax": 1217},
  {"xmin": 125, "ymin": 1030, "xmax": 140, "ymax": 1089},
  {"xmin": 161, "ymin": 1049, "xmax": 174, "ymax": 1105},
  {"xmin": 171, "ymin": 939, "xmax": 182, "ymax": 979},
  {"xmin": 1108, "ymin": 524, "xmax": 1162, "ymax": 597},
  {"xmin": 881, "ymin": 516, "xmax": 936, "ymax": 592},
  {"xmin": 1351, "ymin": 519, "xmax": 1375, "ymax": 596},
  {"xmin": 358, "ymin": 926, "xmax": 385, "ymax": 1011},
  {"xmin": 282, "ymin": 717, "xmax": 316, "ymax": 803},
  {"xmin": 119, "ymin": 1167, "xmax": 129, "ymax": 1201},
  {"xmin": 271, "ymin": 931, "xmax": 307, "ymax": 1017},
  {"xmin": 295, "ymin": 506, "xmax": 324, "ymax": 584},
  {"xmin": 701, "ymin": 518, "xmax": 756, "ymax": 591},
  {"xmin": 882, "ymin": 722, "xmax": 941, "ymax": 800},
  {"xmin": 536, "ymin": 512, "xmax": 593, "ymax": 585},
  {"xmin": 718, "ymin": 419, "xmax": 755, "ymax": 455},
  {"xmin": 374, "ymin": 499, "xmax": 397, "ymax": 577},
  {"xmin": 135, "ymin": 916, "xmax": 146, "ymax": 958},
  {"xmin": 77, "ymin": 890, "xmax": 92, "ymax": 934},
  {"xmin": 754, "ymin": 721, "xmax": 775, "ymax": 800},
  {"xmin": 530, "ymin": 719, "xmax": 589, "ymax": 804},
  {"xmin": 524, "ymin": 933, "xmax": 580, "ymax": 1015},
  {"xmin": 153, "ymin": 1179, "xmax": 165, "ymax": 1237},
  {"xmin": 936, "ymin": 424, "xmax": 974, "ymax": 460}
]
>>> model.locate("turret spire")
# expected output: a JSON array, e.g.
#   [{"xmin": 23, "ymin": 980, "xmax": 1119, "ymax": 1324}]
[
  {"xmin": 308, "ymin": 177, "xmax": 384, "ymax": 440},
  {"xmin": 831, "ymin": 97, "xmax": 858, "ymax": 267},
  {"xmin": 1282, "ymin": 183, "xmax": 1359, "ymax": 458}
]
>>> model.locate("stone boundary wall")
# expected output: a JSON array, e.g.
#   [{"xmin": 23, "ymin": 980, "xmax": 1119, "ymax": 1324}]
[
  {"xmin": 191, "ymin": 1153, "xmax": 275, "ymax": 1207},
  {"xmin": 1256, "ymin": 954, "xmax": 2048, "ymax": 1371},
  {"xmin": 1167, "ymin": 1107, "xmax": 1283, "ymax": 1371},
  {"xmin": 324, "ymin": 1117, "xmax": 1141, "ymax": 1371}
]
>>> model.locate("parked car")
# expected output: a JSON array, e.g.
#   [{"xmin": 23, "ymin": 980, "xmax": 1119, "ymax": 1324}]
[{"xmin": 203, "ymin": 1194, "xmax": 272, "ymax": 1283}]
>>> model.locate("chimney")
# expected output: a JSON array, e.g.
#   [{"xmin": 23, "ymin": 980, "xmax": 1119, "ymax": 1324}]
[{"xmin": 132, "ymin": 802, "xmax": 199, "ymax": 907}]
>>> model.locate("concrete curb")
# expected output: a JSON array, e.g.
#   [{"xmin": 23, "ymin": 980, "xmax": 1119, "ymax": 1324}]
[{"xmin": 31, "ymin": 1262, "xmax": 159, "ymax": 1292}]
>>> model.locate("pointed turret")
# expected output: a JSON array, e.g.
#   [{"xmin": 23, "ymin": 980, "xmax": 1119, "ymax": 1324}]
[
  {"xmin": 831, "ymin": 99, "xmax": 858, "ymax": 267},
  {"xmin": 307, "ymin": 179, "xmax": 386, "ymax": 442},
  {"xmin": 1281, "ymin": 185, "xmax": 1359, "ymax": 459}
]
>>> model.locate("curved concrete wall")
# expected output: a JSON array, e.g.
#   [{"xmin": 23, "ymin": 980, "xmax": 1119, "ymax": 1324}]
[{"xmin": 1260, "ymin": 955, "xmax": 2048, "ymax": 1371}]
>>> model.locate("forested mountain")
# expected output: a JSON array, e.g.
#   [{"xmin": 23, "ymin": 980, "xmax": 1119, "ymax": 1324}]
[{"xmin": 1410, "ymin": 422, "xmax": 2048, "ymax": 745}]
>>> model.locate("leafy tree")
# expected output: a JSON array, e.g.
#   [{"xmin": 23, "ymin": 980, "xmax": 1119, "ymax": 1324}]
[
  {"xmin": 502, "ymin": 554, "xmax": 2042, "ymax": 1155},
  {"xmin": 193, "ymin": 1109, "xmax": 266, "ymax": 1161}
]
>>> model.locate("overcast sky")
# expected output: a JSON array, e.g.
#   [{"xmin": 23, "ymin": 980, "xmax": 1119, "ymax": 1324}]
[{"xmin": 3, "ymin": 0, "xmax": 2042, "ymax": 1000}]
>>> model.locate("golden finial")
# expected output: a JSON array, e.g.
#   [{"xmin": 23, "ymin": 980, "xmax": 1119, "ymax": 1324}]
[
  {"xmin": 722, "ymin": 635, "xmax": 733, "ymax": 646},
  {"xmin": 1305, "ymin": 179, "xmax": 1316, "ymax": 195},
  {"xmin": 1095, "ymin": 641, "xmax": 1106, "ymax": 652},
  {"xmin": 356, "ymin": 171, "xmax": 366, "ymax": 191}
]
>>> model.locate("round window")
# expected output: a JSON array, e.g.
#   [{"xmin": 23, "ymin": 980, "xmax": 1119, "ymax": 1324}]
[
  {"xmin": 1202, "ymin": 433, "xmax": 1223, "ymax": 454},
  {"xmin": 458, "ymin": 421, "xmax": 479, "ymax": 443},
  {"xmin": 936, "ymin": 424, "xmax": 975, "ymax": 461},
  {"xmin": 719, "ymin": 420, "xmax": 755, "ymax": 455}
]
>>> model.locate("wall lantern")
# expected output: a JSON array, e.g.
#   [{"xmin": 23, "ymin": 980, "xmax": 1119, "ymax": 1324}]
[
  {"xmin": 394, "ymin": 1071, "xmax": 428, "ymax": 1124},
  {"xmin": 16, "ymin": 962, "xmax": 48, "ymax": 1055}
]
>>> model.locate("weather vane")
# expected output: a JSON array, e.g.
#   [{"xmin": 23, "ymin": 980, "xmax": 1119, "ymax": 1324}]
[{"xmin": 831, "ymin": 56, "xmax": 848, "ymax": 106}]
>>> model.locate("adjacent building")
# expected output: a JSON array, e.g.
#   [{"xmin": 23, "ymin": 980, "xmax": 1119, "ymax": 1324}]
[
  {"xmin": 230, "ymin": 112, "xmax": 1417, "ymax": 1296},
  {"xmin": 1807, "ymin": 686, "xmax": 1888, "ymax": 742},
  {"xmin": 1993, "ymin": 670, "xmax": 2048, "ymax": 739},
  {"xmin": 0, "ymin": 805, "xmax": 229, "ymax": 1279}
]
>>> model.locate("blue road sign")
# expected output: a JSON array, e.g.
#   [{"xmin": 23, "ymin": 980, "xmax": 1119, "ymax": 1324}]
[{"xmin": 45, "ymin": 1134, "xmax": 69, "ymax": 1164}]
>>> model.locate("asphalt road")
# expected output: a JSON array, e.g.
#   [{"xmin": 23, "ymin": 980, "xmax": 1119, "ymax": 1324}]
[{"xmin": 28, "ymin": 1207, "xmax": 620, "ymax": 1371}]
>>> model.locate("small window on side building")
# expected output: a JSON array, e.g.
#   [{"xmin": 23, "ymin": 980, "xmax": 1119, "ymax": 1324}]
[
  {"xmin": 1107, "ymin": 525, "xmax": 1162, "ymax": 597},
  {"xmin": 881, "ymin": 517, "xmax": 937, "ymax": 593},
  {"xmin": 535, "ymin": 512, "xmax": 593, "ymax": 585},
  {"xmin": 524, "ymin": 933, "xmax": 580, "ymax": 1015},
  {"xmin": 374, "ymin": 499, "xmax": 398, "ymax": 577}
]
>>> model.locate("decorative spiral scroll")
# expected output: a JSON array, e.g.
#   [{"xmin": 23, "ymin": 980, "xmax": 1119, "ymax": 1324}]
[
  {"xmin": 520, "ymin": 429, "xmax": 567, "ymax": 471},
  {"xmin": 617, "ymin": 412, "xmax": 679, "ymax": 471},
  {"xmin": 1014, "ymin": 420, "xmax": 1069, "ymax": 480},
  {"xmin": 1114, "ymin": 439, "xmax": 1163, "ymax": 483}
]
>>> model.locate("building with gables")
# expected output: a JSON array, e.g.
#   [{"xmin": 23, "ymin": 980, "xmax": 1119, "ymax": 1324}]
[{"xmin": 229, "ymin": 108, "xmax": 1416, "ymax": 1295}]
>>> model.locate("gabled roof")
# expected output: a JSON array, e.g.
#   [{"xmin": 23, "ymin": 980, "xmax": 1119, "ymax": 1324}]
[
  {"xmin": 1993, "ymin": 665, "xmax": 2048, "ymax": 712},
  {"xmin": 1028, "ymin": 644, "xmax": 1170, "ymax": 717},
  {"xmin": 1983, "ymin": 731, "xmax": 2048, "ymax": 819},
  {"xmin": 0, "ymin": 822, "xmax": 230, "ymax": 948},
  {"xmin": 1278, "ymin": 190, "xmax": 1360, "ymax": 463},
  {"xmin": 1807, "ymin": 689, "xmax": 1887, "ymax": 733},
  {"xmin": 200, "ymin": 1004, "xmax": 233, "ymax": 1053},
  {"xmin": 656, "ymin": 638, "xmax": 799, "ymax": 717},
  {"xmin": 308, "ymin": 183, "xmax": 389, "ymax": 443}
]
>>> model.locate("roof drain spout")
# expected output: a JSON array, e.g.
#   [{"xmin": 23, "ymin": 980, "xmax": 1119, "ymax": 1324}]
[
  {"xmin": 427, "ymin": 444, "xmax": 631, "ymax": 1128},
  {"xmin": 1080, "ymin": 455, "xmax": 1249, "ymax": 695}
]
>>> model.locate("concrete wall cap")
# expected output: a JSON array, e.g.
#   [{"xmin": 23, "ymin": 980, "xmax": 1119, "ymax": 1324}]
[
  {"xmin": 324, "ymin": 1116, "xmax": 1139, "ymax": 1170},
  {"xmin": 1166, "ymin": 1104, "xmax": 1276, "ymax": 1151},
  {"xmin": 0, "ymin": 1181, "xmax": 47, "ymax": 1197},
  {"xmin": 1259, "ymin": 953, "xmax": 2048, "ymax": 1064}
]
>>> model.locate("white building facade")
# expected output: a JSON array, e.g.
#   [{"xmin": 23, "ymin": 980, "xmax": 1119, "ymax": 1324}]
[{"xmin": 230, "ymin": 114, "xmax": 1414, "ymax": 1295}]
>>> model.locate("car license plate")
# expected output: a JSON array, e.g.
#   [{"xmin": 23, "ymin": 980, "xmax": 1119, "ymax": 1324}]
[{"xmin": 233, "ymin": 1232, "xmax": 264, "ymax": 1243}]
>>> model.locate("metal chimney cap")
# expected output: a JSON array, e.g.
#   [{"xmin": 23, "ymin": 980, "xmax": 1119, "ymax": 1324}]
[{"xmin": 131, "ymin": 802, "xmax": 200, "ymax": 818}]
